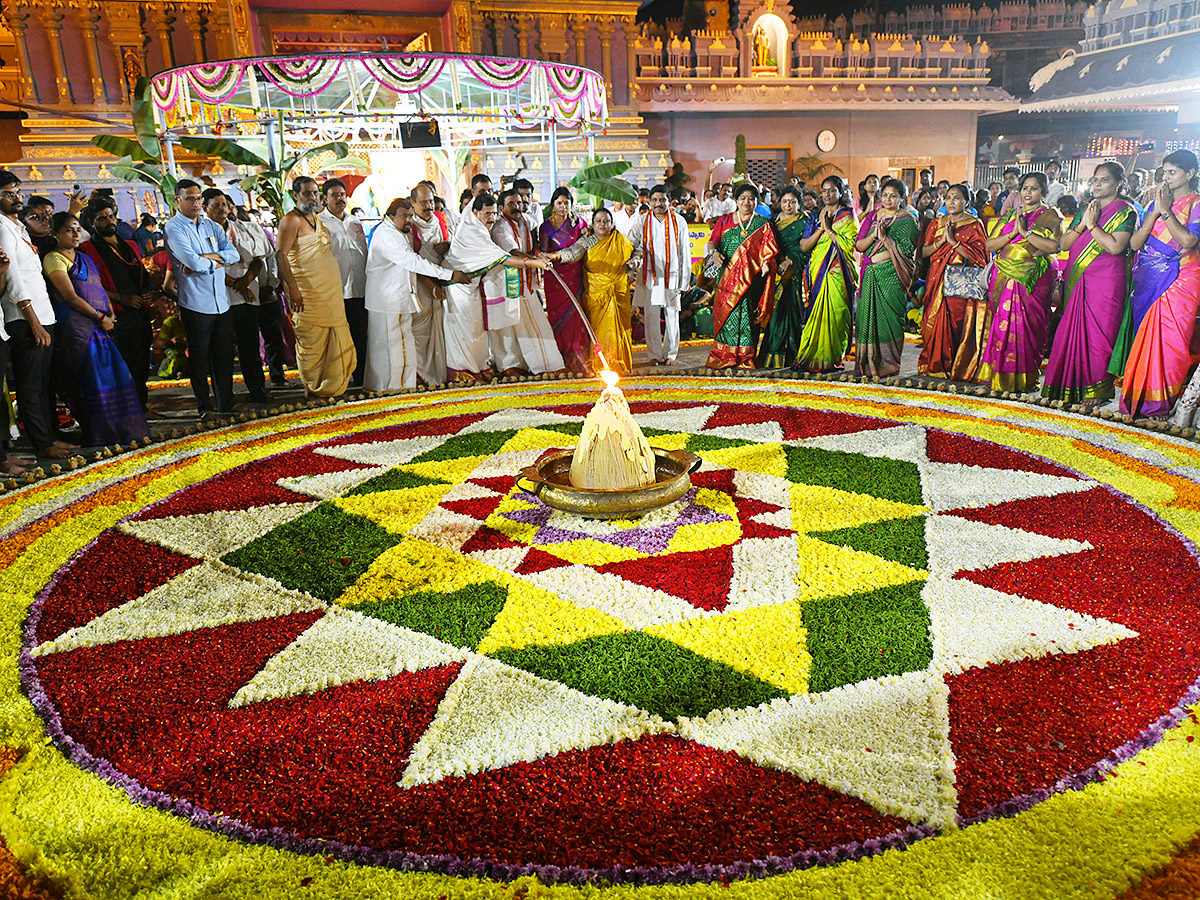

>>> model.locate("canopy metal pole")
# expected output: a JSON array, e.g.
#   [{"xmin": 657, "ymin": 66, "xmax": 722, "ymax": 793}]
[{"xmin": 549, "ymin": 119, "xmax": 558, "ymax": 190}]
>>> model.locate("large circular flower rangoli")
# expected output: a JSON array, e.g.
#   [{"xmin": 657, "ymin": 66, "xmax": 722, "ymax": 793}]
[{"xmin": 8, "ymin": 380, "xmax": 1200, "ymax": 898}]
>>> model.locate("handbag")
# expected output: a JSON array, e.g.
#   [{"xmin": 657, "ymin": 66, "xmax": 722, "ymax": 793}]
[
  {"xmin": 701, "ymin": 250, "xmax": 722, "ymax": 280},
  {"xmin": 943, "ymin": 263, "xmax": 987, "ymax": 301}
]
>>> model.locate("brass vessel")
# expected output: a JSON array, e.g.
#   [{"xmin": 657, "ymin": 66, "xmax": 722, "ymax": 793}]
[{"xmin": 516, "ymin": 448, "xmax": 702, "ymax": 519}]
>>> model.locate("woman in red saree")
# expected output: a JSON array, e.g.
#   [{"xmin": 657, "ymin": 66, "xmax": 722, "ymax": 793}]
[
  {"xmin": 918, "ymin": 183, "xmax": 990, "ymax": 379},
  {"xmin": 705, "ymin": 183, "xmax": 779, "ymax": 369},
  {"xmin": 538, "ymin": 187, "xmax": 591, "ymax": 374}
]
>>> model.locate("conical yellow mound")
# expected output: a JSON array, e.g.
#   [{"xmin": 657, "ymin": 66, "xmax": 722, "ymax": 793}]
[{"xmin": 570, "ymin": 382, "xmax": 657, "ymax": 490}]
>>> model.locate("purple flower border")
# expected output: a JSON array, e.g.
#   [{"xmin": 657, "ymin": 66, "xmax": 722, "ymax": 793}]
[{"xmin": 11, "ymin": 400, "xmax": 1200, "ymax": 887}]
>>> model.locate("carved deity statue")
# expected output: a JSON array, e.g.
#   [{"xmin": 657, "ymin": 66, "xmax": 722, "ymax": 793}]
[{"xmin": 753, "ymin": 24, "xmax": 769, "ymax": 67}]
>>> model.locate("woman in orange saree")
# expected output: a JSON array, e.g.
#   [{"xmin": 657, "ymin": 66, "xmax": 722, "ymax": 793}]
[
  {"xmin": 1120, "ymin": 149, "xmax": 1200, "ymax": 419},
  {"xmin": 917, "ymin": 183, "xmax": 989, "ymax": 379}
]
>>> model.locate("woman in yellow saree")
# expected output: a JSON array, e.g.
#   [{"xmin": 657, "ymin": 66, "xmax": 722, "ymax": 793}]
[
  {"xmin": 582, "ymin": 209, "xmax": 635, "ymax": 374},
  {"xmin": 793, "ymin": 176, "xmax": 859, "ymax": 372}
]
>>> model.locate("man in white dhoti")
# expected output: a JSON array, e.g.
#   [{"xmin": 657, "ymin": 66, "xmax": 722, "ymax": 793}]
[
  {"xmin": 489, "ymin": 189, "xmax": 565, "ymax": 376},
  {"xmin": 441, "ymin": 193, "xmax": 556, "ymax": 383},
  {"xmin": 363, "ymin": 198, "xmax": 467, "ymax": 391},
  {"xmin": 409, "ymin": 183, "xmax": 454, "ymax": 385},
  {"xmin": 629, "ymin": 184, "xmax": 690, "ymax": 365}
]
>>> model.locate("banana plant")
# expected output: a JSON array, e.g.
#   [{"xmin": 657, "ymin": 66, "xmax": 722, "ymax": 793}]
[
  {"xmin": 545, "ymin": 158, "xmax": 637, "ymax": 217},
  {"xmin": 90, "ymin": 77, "xmax": 179, "ymax": 209}
]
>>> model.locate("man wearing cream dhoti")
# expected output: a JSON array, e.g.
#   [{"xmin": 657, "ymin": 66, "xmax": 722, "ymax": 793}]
[
  {"xmin": 629, "ymin": 184, "xmax": 690, "ymax": 366},
  {"xmin": 489, "ymin": 189, "xmax": 565, "ymax": 376},
  {"xmin": 409, "ymin": 182, "xmax": 454, "ymax": 385},
  {"xmin": 442, "ymin": 192, "xmax": 558, "ymax": 382},
  {"xmin": 275, "ymin": 176, "xmax": 356, "ymax": 397},
  {"xmin": 363, "ymin": 198, "xmax": 467, "ymax": 391}
]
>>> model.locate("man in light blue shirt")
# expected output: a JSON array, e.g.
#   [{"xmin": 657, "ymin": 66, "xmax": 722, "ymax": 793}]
[{"xmin": 163, "ymin": 178, "xmax": 240, "ymax": 416}]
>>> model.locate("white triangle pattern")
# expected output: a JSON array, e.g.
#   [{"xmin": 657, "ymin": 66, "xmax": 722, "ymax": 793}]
[
  {"xmin": 922, "ymin": 462, "xmax": 1093, "ymax": 511},
  {"xmin": 400, "ymin": 655, "xmax": 674, "ymax": 787},
  {"xmin": 522, "ymin": 564, "xmax": 716, "ymax": 629},
  {"xmin": 677, "ymin": 670, "xmax": 958, "ymax": 828},
  {"xmin": 791, "ymin": 423, "xmax": 928, "ymax": 464},
  {"xmin": 314, "ymin": 435, "xmax": 457, "ymax": 468},
  {"xmin": 702, "ymin": 421, "xmax": 785, "ymax": 444},
  {"xmin": 627, "ymin": 405, "xmax": 718, "ymax": 434},
  {"xmin": 922, "ymin": 576, "xmax": 1137, "ymax": 675},
  {"xmin": 459, "ymin": 408, "xmax": 584, "ymax": 434},
  {"xmin": 276, "ymin": 468, "xmax": 390, "ymax": 500},
  {"xmin": 32, "ymin": 561, "xmax": 325, "ymax": 657},
  {"xmin": 120, "ymin": 502, "xmax": 321, "ymax": 560},
  {"xmin": 924, "ymin": 515, "xmax": 1093, "ymax": 576},
  {"xmin": 726, "ymin": 536, "xmax": 798, "ymax": 611},
  {"xmin": 229, "ymin": 607, "xmax": 470, "ymax": 707}
]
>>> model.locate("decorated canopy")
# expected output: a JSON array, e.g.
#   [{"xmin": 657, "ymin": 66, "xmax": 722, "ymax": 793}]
[{"xmin": 149, "ymin": 52, "xmax": 609, "ymax": 150}]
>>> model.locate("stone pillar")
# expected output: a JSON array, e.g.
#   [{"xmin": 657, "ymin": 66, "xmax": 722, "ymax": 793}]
[
  {"xmin": 149, "ymin": 4, "xmax": 175, "ymax": 69},
  {"xmin": 70, "ymin": 0, "xmax": 108, "ymax": 104},
  {"xmin": 452, "ymin": 1, "xmax": 473, "ymax": 53},
  {"xmin": 104, "ymin": 1, "xmax": 148, "ymax": 100},
  {"xmin": 571, "ymin": 14, "xmax": 588, "ymax": 67},
  {"xmin": 596, "ymin": 17, "xmax": 615, "ymax": 96},
  {"xmin": 4, "ymin": 1, "xmax": 39, "ymax": 104},
  {"xmin": 225, "ymin": 0, "xmax": 253, "ymax": 56},
  {"xmin": 515, "ymin": 13, "xmax": 534, "ymax": 59},
  {"xmin": 38, "ymin": 0, "xmax": 74, "ymax": 104},
  {"xmin": 175, "ymin": 2, "xmax": 205, "ymax": 65},
  {"xmin": 622, "ymin": 19, "xmax": 639, "ymax": 105}
]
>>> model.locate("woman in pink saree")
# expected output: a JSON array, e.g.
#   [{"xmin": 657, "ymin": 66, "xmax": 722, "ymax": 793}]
[
  {"xmin": 1042, "ymin": 162, "xmax": 1138, "ymax": 404},
  {"xmin": 978, "ymin": 172, "xmax": 1062, "ymax": 393},
  {"xmin": 1120, "ymin": 149, "xmax": 1200, "ymax": 418},
  {"xmin": 538, "ymin": 187, "xmax": 591, "ymax": 374}
]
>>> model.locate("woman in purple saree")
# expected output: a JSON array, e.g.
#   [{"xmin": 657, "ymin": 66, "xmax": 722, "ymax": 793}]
[
  {"xmin": 538, "ymin": 187, "xmax": 591, "ymax": 374},
  {"xmin": 1042, "ymin": 162, "xmax": 1137, "ymax": 404},
  {"xmin": 42, "ymin": 213, "xmax": 149, "ymax": 446}
]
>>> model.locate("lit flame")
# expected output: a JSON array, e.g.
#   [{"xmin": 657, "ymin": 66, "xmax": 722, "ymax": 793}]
[{"xmin": 600, "ymin": 369, "xmax": 619, "ymax": 389}]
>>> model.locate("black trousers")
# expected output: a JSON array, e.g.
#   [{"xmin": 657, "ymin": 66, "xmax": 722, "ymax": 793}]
[
  {"xmin": 0, "ymin": 334, "xmax": 10, "ymax": 463},
  {"xmin": 257, "ymin": 296, "xmax": 288, "ymax": 385},
  {"xmin": 8, "ymin": 319, "xmax": 61, "ymax": 453},
  {"xmin": 111, "ymin": 304, "xmax": 153, "ymax": 410},
  {"xmin": 178, "ymin": 307, "xmax": 234, "ymax": 414},
  {"xmin": 231, "ymin": 303, "xmax": 267, "ymax": 398},
  {"xmin": 345, "ymin": 295, "xmax": 367, "ymax": 387}
]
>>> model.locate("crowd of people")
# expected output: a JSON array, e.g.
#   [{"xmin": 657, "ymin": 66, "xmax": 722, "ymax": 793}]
[
  {"xmin": 2, "ymin": 147, "xmax": 1196, "ymax": 472},
  {"xmin": 695, "ymin": 150, "xmax": 1200, "ymax": 429}
]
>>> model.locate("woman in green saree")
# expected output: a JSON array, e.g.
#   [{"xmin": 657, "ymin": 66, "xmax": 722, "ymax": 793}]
[
  {"xmin": 757, "ymin": 185, "xmax": 810, "ymax": 368},
  {"xmin": 793, "ymin": 176, "xmax": 859, "ymax": 372},
  {"xmin": 853, "ymin": 177, "xmax": 919, "ymax": 376}
]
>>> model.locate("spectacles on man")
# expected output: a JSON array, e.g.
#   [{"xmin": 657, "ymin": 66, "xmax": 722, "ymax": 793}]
[{"xmin": 0, "ymin": 190, "xmax": 22, "ymax": 200}]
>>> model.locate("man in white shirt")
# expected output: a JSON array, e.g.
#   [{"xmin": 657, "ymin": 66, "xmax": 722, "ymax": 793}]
[
  {"xmin": 702, "ymin": 183, "xmax": 735, "ymax": 225},
  {"xmin": 318, "ymin": 178, "xmax": 368, "ymax": 387},
  {"xmin": 364, "ymin": 198, "xmax": 467, "ymax": 391},
  {"xmin": 610, "ymin": 201, "xmax": 633, "ymax": 238},
  {"xmin": 514, "ymin": 178, "xmax": 543, "ymax": 233},
  {"xmin": 203, "ymin": 189, "xmax": 271, "ymax": 403},
  {"xmin": 0, "ymin": 170, "xmax": 76, "ymax": 459},
  {"xmin": 408, "ymin": 182, "xmax": 455, "ymax": 385},
  {"xmin": 630, "ymin": 184, "xmax": 690, "ymax": 366},
  {"xmin": 1044, "ymin": 160, "xmax": 1068, "ymax": 206},
  {"xmin": 490, "ymin": 189, "xmax": 565, "ymax": 375}
]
